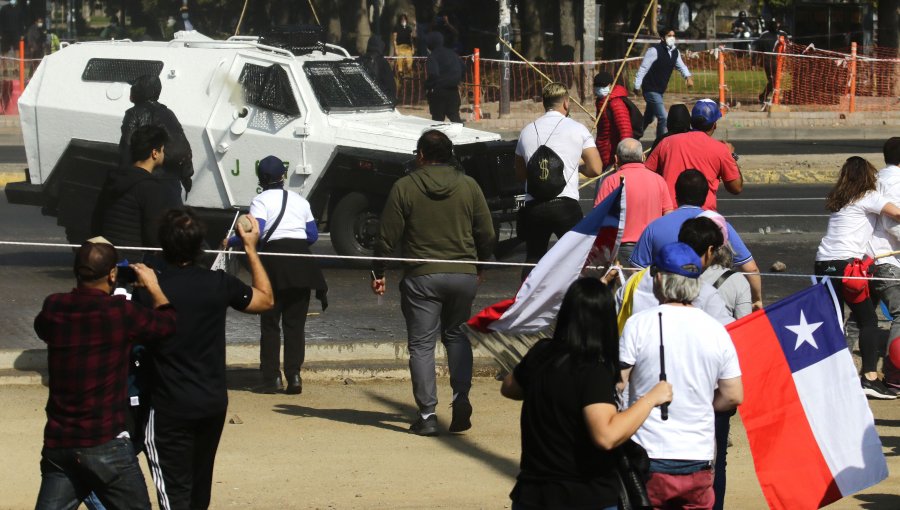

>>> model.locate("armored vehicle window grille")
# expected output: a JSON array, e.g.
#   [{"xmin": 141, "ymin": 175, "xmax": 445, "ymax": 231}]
[
  {"xmin": 304, "ymin": 61, "xmax": 393, "ymax": 112},
  {"xmin": 81, "ymin": 59, "xmax": 164, "ymax": 83},
  {"xmin": 239, "ymin": 64, "xmax": 301, "ymax": 117}
]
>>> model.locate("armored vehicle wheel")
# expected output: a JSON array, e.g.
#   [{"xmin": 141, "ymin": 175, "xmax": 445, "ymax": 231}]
[{"xmin": 330, "ymin": 192, "xmax": 381, "ymax": 258}]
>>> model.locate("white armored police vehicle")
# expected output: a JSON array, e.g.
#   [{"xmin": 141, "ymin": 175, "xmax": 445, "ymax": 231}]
[{"xmin": 6, "ymin": 27, "xmax": 521, "ymax": 256}]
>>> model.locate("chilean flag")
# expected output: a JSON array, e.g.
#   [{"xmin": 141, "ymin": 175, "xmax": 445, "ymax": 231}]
[
  {"xmin": 467, "ymin": 184, "xmax": 624, "ymax": 337},
  {"xmin": 728, "ymin": 283, "xmax": 888, "ymax": 509}
]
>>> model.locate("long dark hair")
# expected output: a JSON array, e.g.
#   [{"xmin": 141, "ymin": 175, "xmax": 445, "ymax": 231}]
[
  {"xmin": 552, "ymin": 278, "xmax": 620, "ymax": 380},
  {"xmin": 825, "ymin": 156, "xmax": 878, "ymax": 212}
]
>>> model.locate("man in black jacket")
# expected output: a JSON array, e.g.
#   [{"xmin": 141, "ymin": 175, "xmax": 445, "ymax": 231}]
[
  {"xmin": 97, "ymin": 125, "xmax": 182, "ymax": 254},
  {"xmin": 119, "ymin": 74, "xmax": 194, "ymax": 196},
  {"xmin": 359, "ymin": 35, "xmax": 397, "ymax": 103},
  {"xmin": 424, "ymin": 31, "xmax": 461, "ymax": 123}
]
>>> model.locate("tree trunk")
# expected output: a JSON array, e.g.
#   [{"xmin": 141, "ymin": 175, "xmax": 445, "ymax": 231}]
[
  {"xmin": 878, "ymin": 0, "xmax": 900, "ymax": 95},
  {"xmin": 601, "ymin": 0, "xmax": 628, "ymax": 61},
  {"xmin": 520, "ymin": 0, "xmax": 544, "ymax": 60},
  {"xmin": 559, "ymin": 0, "xmax": 576, "ymax": 53},
  {"xmin": 686, "ymin": 0, "xmax": 718, "ymax": 40}
]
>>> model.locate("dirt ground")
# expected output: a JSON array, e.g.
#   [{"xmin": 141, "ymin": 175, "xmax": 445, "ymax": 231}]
[
  {"xmin": 1, "ymin": 376, "xmax": 898, "ymax": 510},
  {"xmin": 738, "ymin": 152, "xmax": 879, "ymax": 184}
]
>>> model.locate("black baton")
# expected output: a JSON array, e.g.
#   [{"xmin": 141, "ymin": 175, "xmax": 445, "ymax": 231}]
[{"xmin": 658, "ymin": 311, "xmax": 668, "ymax": 421}]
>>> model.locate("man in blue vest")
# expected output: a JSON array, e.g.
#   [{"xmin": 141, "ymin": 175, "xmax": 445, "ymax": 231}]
[{"xmin": 634, "ymin": 28, "xmax": 694, "ymax": 139}]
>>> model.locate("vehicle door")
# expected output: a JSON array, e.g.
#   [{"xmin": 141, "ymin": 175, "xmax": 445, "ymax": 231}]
[{"xmin": 204, "ymin": 54, "xmax": 309, "ymax": 208}]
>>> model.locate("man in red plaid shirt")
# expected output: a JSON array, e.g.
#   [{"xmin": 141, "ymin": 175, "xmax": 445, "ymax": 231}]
[{"xmin": 34, "ymin": 237, "xmax": 176, "ymax": 509}]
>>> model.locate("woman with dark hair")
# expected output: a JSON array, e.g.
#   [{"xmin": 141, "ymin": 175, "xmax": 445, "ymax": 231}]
[
  {"xmin": 501, "ymin": 278, "xmax": 672, "ymax": 510},
  {"xmin": 649, "ymin": 103, "xmax": 691, "ymax": 153},
  {"xmin": 815, "ymin": 156, "xmax": 900, "ymax": 399}
]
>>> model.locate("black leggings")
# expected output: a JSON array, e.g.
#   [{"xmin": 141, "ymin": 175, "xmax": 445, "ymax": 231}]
[{"xmin": 814, "ymin": 260, "xmax": 879, "ymax": 373}]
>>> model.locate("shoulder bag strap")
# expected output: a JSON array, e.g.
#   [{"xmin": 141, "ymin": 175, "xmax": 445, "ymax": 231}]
[
  {"xmin": 713, "ymin": 269, "xmax": 737, "ymax": 290},
  {"xmin": 261, "ymin": 190, "xmax": 289, "ymax": 245}
]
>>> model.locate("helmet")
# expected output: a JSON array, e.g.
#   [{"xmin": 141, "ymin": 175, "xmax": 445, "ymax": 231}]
[{"xmin": 739, "ymin": 10, "xmax": 747, "ymax": 18}]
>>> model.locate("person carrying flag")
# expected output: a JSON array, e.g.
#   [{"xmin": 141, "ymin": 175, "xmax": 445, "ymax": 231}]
[{"xmin": 620, "ymin": 242, "xmax": 743, "ymax": 509}]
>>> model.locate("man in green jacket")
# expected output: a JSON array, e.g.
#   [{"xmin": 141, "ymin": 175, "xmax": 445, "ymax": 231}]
[{"xmin": 371, "ymin": 130, "xmax": 495, "ymax": 437}]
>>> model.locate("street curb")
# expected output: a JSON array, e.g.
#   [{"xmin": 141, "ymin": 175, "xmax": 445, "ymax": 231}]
[{"xmin": 0, "ymin": 343, "xmax": 502, "ymax": 385}]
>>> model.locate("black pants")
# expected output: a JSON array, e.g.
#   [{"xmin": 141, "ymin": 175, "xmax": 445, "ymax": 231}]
[
  {"xmin": 518, "ymin": 197, "xmax": 583, "ymax": 280},
  {"xmin": 814, "ymin": 260, "xmax": 880, "ymax": 373},
  {"xmin": 260, "ymin": 287, "xmax": 311, "ymax": 378},
  {"xmin": 428, "ymin": 88, "xmax": 461, "ymax": 123},
  {"xmin": 144, "ymin": 409, "xmax": 226, "ymax": 510}
]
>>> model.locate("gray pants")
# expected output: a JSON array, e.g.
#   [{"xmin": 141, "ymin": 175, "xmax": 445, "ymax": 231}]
[
  {"xmin": 400, "ymin": 273, "xmax": 478, "ymax": 415},
  {"xmin": 873, "ymin": 263, "xmax": 900, "ymax": 355}
]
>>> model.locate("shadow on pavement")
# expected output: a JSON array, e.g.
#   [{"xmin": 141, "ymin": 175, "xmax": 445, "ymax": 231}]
[
  {"xmin": 14, "ymin": 349, "xmax": 48, "ymax": 385},
  {"xmin": 272, "ymin": 403, "xmax": 409, "ymax": 434},
  {"xmin": 364, "ymin": 391, "xmax": 519, "ymax": 479},
  {"xmin": 853, "ymin": 493, "xmax": 900, "ymax": 509}
]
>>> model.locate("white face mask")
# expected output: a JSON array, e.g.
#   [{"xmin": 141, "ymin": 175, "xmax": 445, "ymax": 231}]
[
  {"xmin": 665, "ymin": 36, "xmax": 676, "ymax": 48},
  {"xmin": 401, "ymin": 21, "xmax": 407, "ymax": 28},
  {"xmin": 595, "ymin": 86, "xmax": 611, "ymax": 97}
]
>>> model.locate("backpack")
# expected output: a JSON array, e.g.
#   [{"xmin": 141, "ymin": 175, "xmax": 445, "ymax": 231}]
[
  {"xmin": 607, "ymin": 96, "xmax": 645, "ymax": 140},
  {"xmin": 526, "ymin": 118, "xmax": 567, "ymax": 201}
]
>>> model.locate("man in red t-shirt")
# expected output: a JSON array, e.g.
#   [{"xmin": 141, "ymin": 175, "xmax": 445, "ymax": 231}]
[
  {"xmin": 595, "ymin": 138, "xmax": 673, "ymax": 264},
  {"xmin": 646, "ymin": 99, "xmax": 742, "ymax": 211},
  {"xmin": 594, "ymin": 72, "xmax": 633, "ymax": 169}
]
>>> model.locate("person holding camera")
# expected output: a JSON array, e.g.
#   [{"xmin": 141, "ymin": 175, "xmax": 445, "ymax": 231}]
[{"xmin": 34, "ymin": 237, "xmax": 176, "ymax": 509}]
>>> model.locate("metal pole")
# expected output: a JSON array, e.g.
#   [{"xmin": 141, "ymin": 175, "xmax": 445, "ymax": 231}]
[
  {"xmin": 474, "ymin": 48, "xmax": 482, "ymax": 121},
  {"xmin": 499, "ymin": 0, "xmax": 510, "ymax": 116},
  {"xmin": 772, "ymin": 35, "xmax": 785, "ymax": 105},
  {"xmin": 718, "ymin": 46, "xmax": 727, "ymax": 115},
  {"xmin": 583, "ymin": 0, "xmax": 596, "ymax": 106}
]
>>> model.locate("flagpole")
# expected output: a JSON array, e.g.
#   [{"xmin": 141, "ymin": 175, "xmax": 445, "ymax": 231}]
[{"xmin": 658, "ymin": 311, "xmax": 668, "ymax": 421}]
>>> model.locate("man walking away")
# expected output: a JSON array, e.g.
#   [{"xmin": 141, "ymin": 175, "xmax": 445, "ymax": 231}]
[
  {"xmin": 34, "ymin": 238, "xmax": 175, "ymax": 509},
  {"xmin": 593, "ymin": 71, "xmax": 634, "ymax": 168},
  {"xmin": 646, "ymin": 99, "xmax": 743, "ymax": 212},
  {"xmin": 371, "ymin": 130, "xmax": 495, "ymax": 436},
  {"xmin": 633, "ymin": 27, "xmax": 694, "ymax": 139},
  {"xmin": 620, "ymin": 242, "xmax": 743, "ymax": 509},
  {"xmin": 869, "ymin": 137, "xmax": 900, "ymax": 391},
  {"xmin": 424, "ymin": 31, "xmax": 462, "ymax": 123},
  {"xmin": 515, "ymin": 82, "xmax": 603, "ymax": 280},
  {"xmin": 594, "ymin": 138, "xmax": 673, "ymax": 263},
  {"xmin": 96, "ymin": 125, "xmax": 182, "ymax": 254},
  {"xmin": 142, "ymin": 208, "xmax": 273, "ymax": 510},
  {"xmin": 119, "ymin": 74, "xmax": 194, "ymax": 196}
]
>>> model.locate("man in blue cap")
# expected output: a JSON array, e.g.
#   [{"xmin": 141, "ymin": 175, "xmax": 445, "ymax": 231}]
[
  {"xmin": 646, "ymin": 99, "xmax": 743, "ymax": 212},
  {"xmin": 620, "ymin": 241, "xmax": 743, "ymax": 510}
]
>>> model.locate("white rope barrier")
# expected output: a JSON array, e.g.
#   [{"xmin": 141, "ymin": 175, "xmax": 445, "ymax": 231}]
[{"xmin": 4, "ymin": 240, "xmax": 900, "ymax": 282}]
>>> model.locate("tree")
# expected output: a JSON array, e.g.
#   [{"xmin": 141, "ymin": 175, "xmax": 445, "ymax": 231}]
[{"xmin": 519, "ymin": 0, "xmax": 544, "ymax": 60}]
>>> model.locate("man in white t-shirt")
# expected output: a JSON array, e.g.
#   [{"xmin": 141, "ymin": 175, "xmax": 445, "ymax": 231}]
[
  {"xmin": 620, "ymin": 242, "xmax": 743, "ymax": 509},
  {"xmin": 515, "ymin": 82, "xmax": 602, "ymax": 279},
  {"xmin": 868, "ymin": 137, "xmax": 900, "ymax": 391}
]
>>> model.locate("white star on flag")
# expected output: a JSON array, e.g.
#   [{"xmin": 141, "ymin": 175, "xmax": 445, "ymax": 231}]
[{"xmin": 785, "ymin": 310, "xmax": 823, "ymax": 350}]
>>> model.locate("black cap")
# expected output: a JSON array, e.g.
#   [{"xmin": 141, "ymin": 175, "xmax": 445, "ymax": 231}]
[{"xmin": 593, "ymin": 72, "xmax": 614, "ymax": 88}]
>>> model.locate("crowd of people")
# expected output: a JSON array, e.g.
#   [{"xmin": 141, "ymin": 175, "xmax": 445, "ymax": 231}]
[{"xmin": 29, "ymin": 26, "xmax": 900, "ymax": 510}]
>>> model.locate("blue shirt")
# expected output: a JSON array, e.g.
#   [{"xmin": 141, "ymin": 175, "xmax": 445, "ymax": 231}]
[{"xmin": 629, "ymin": 206, "xmax": 753, "ymax": 268}]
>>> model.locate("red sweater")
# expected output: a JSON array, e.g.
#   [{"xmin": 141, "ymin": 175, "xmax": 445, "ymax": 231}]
[{"xmin": 594, "ymin": 85, "xmax": 634, "ymax": 168}]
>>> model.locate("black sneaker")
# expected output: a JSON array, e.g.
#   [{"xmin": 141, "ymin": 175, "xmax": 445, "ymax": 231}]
[
  {"xmin": 861, "ymin": 377, "xmax": 898, "ymax": 400},
  {"xmin": 255, "ymin": 375, "xmax": 283, "ymax": 394},
  {"xmin": 409, "ymin": 415, "xmax": 439, "ymax": 436},
  {"xmin": 285, "ymin": 373, "xmax": 302, "ymax": 395},
  {"xmin": 448, "ymin": 400, "xmax": 472, "ymax": 433}
]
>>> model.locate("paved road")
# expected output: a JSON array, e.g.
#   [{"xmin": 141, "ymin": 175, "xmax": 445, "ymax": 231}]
[
  {"xmin": 0, "ymin": 139, "xmax": 885, "ymax": 165},
  {"xmin": 0, "ymin": 183, "xmax": 830, "ymax": 352}
]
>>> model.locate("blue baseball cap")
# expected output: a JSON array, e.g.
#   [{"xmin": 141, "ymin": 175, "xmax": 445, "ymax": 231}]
[
  {"xmin": 653, "ymin": 242, "xmax": 703, "ymax": 278},
  {"xmin": 691, "ymin": 99, "xmax": 722, "ymax": 130},
  {"xmin": 258, "ymin": 155, "xmax": 287, "ymax": 180}
]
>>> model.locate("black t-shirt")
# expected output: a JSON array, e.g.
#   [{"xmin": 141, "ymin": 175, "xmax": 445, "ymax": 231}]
[
  {"xmin": 394, "ymin": 25, "xmax": 413, "ymax": 45},
  {"xmin": 510, "ymin": 339, "xmax": 619, "ymax": 509},
  {"xmin": 143, "ymin": 265, "xmax": 252, "ymax": 419}
]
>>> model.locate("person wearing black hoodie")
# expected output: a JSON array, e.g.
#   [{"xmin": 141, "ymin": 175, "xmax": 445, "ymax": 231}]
[
  {"xmin": 649, "ymin": 103, "xmax": 691, "ymax": 153},
  {"xmin": 119, "ymin": 74, "xmax": 194, "ymax": 197},
  {"xmin": 424, "ymin": 31, "xmax": 462, "ymax": 122},
  {"xmin": 96, "ymin": 125, "xmax": 182, "ymax": 254},
  {"xmin": 358, "ymin": 35, "xmax": 397, "ymax": 103}
]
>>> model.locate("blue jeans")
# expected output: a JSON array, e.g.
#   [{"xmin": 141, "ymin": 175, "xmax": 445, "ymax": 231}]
[
  {"xmin": 35, "ymin": 437, "xmax": 150, "ymax": 510},
  {"xmin": 713, "ymin": 409, "xmax": 735, "ymax": 510},
  {"xmin": 642, "ymin": 90, "xmax": 668, "ymax": 139}
]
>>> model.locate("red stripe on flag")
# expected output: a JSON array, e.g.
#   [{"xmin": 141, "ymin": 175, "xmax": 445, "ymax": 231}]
[
  {"xmin": 465, "ymin": 298, "xmax": 515, "ymax": 332},
  {"xmin": 728, "ymin": 312, "xmax": 842, "ymax": 509}
]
